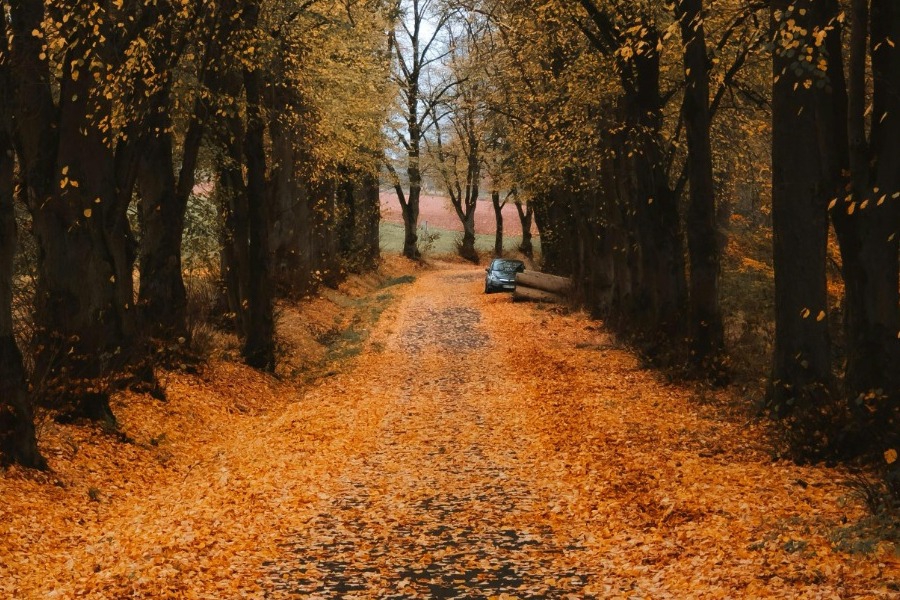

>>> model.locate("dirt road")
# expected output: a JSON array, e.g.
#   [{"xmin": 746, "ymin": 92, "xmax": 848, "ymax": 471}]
[
  {"xmin": 263, "ymin": 264, "xmax": 892, "ymax": 598},
  {"xmin": 267, "ymin": 268, "xmax": 590, "ymax": 597}
]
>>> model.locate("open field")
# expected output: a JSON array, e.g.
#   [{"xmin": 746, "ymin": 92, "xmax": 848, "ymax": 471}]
[
  {"xmin": 379, "ymin": 221, "xmax": 540, "ymax": 258},
  {"xmin": 380, "ymin": 191, "xmax": 531, "ymax": 237},
  {"xmin": 379, "ymin": 191, "xmax": 539, "ymax": 258}
]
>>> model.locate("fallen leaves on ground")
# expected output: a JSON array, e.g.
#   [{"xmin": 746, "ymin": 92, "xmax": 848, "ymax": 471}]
[{"xmin": 1, "ymin": 259, "xmax": 896, "ymax": 598}]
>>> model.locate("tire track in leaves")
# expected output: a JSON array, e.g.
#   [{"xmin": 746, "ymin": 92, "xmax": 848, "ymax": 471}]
[{"xmin": 265, "ymin": 269, "xmax": 593, "ymax": 598}]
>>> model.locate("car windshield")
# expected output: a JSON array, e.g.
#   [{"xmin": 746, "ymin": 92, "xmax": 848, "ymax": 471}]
[{"xmin": 491, "ymin": 260, "xmax": 524, "ymax": 273}]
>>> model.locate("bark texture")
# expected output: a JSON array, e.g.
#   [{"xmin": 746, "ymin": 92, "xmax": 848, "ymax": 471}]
[
  {"xmin": 828, "ymin": 0, "xmax": 900, "ymax": 447},
  {"xmin": 492, "ymin": 191, "xmax": 504, "ymax": 257},
  {"xmin": 514, "ymin": 200, "xmax": 533, "ymax": 259},
  {"xmin": 241, "ymin": 26, "xmax": 275, "ymax": 371},
  {"xmin": 676, "ymin": 0, "xmax": 724, "ymax": 365},
  {"xmin": 769, "ymin": 0, "xmax": 836, "ymax": 412},
  {"xmin": 9, "ymin": 0, "xmax": 139, "ymax": 421},
  {"xmin": 137, "ymin": 68, "xmax": 205, "ymax": 341},
  {"xmin": 0, "ymin": 27, "xmax": 44, "ymax": 466}
]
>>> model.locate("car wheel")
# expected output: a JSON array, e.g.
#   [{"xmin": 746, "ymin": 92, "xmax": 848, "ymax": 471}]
[{"xmin": 484, "ymin": 282, "xmax": 492, "ymax": 294}]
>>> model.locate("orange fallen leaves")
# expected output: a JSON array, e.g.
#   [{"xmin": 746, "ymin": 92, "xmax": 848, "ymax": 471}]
[
  {"xmin": 0, "ymin": 258, "xmax": 414, "ymax": 599},
  {"xmin": 479, "ymin": 280, "xmax": 897, "ymax": 598},
  {"xmin": 1, "ymin": 259, "xmax": 896, "ymax": 598}
]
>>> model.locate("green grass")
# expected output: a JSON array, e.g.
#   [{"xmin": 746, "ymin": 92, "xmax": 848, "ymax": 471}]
[
  {"xmin": 379, "ymin": 275, "xmax": 416, "ymax": 289},
  {"xmin": 379, "ymin": 222, "xmax": 541, "ymax": 258},
  {"xmin": 325, "ymin": 327, "xmax": 366, "ymax": 362},
  {"xmin": 323, "ymin": 287, "xmax": 398, "ymax": 364}
]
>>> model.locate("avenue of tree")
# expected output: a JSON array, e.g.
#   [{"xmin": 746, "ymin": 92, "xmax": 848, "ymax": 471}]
[
  {"xmin": 384, "ymin": 0, "xmax": 898, "ymax": 464},
  {"xmin": 1, "ymin": 0, "xmax": 898, "ymax": 478},
  {"xmin": 1, "ymin": 0, "xmax": 389, "ymax": 467}
]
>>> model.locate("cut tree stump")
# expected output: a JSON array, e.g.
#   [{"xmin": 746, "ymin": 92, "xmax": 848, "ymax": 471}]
[
  {"xmin": 516, "ymin": 271, "xmax": 572, "ymax": 294},
  {"xmin": 512, "ymin": 286, "xmax": 564, "ymax": 303}
]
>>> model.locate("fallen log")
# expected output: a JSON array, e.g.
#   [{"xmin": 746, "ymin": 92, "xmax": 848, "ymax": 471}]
[
  {"xmin": 512, "ymin": 286, "xmax": 564, "ymax": 303},
  {"xmin": 516, "ymin": 271, "xmax": 572, "ymax": 294}
]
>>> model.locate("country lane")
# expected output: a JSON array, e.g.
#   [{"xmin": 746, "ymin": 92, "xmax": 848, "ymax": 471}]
[{"xmin": 264, "ymin": 262, "xmax": 892, "ymax": 599}]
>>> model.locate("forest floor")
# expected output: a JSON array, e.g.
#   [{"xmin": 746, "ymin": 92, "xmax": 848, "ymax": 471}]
[{"xmin": 1, "ymin": 259, "xmax": 897, "ymax": 598}]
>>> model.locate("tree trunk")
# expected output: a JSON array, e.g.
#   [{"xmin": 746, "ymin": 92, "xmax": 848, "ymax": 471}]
[
  {"xmin": 402, "ymin": 60, "xmax": 422, "ymax": 260},
  {"xmin": 451, "ymin": 188, "xmax": 479, "ymax": 264},
  {"xmin": 831, "ymin": 0, "xmax": 900, "ymax": 413},
  {"xmin": 311, "ymin": 176, "xmax": 343, "ymax": 287},
  {"xmin": 570, "ymin": 193, "xmax": 593, "ymax": 309},
  {"xmin": 338, "ymin": 173, "xmax": 357, "ymax": 259},
  {"xmin": 10, "ymin": 0, "xmax": 133, "ymax": 422},
  {"xmin": 241, "ymin": 43, "xmax": 275, "ymax": 371},
  {"xmin": 516, "ymin": 271, "xmax": 572, "ymax": 294},
  {"xmin": 217, "ymin": 142, "xmax": 251, "ymax": 338},
  {"xmin": 0, "ymin": 332, "xmax": 44, "ymax": 469},
  {"xmin": 515, "ymin": 200, "xmax": 533, "ymax": 259},
  {"xmin": 402, "ymin": 183, "xmax": 421, "ymax": 259},
  {"xmin": 213, "ymin": 59, "xmax": 248, "ymax": 317},
  {"xmin": 460, "ymin": 211, "xmax": 477, "ymax": 262},
  {"xmin": 532, "ymin": 189, "xmax": 577, "ymax": 276},
  {"xmin": 401, "ymin": 109, "xmax": 423, "ymax": 259},
  {"xmin": 625, "ymin": 37, "xmax": 687, "ymax": 342},
  {"xmin": 492, "ymin": 191, "xmax": 504, "ymax": 257},
  {"xmin": 677, "ymin": 0, "xmax": 724, "ymax": 367},
  {"xmin": 445, "ymin": 148, "xmax": 480, "ymax": 263},
  {"xmin": 357, "ymin": 173, "xmax": 381, "ymax": 268},
  {"xmin": 137, "ymin": 104, "xmax": 187, "ymax": 339},
  {"xmin": 0, "ymin": 61, "xmax": 44, "ymax": 466},
  {"xmin": 336, "ymin": 169, "xmax": 380, "ymax": 271},
  {"xmin": 769, "ymin": 0, "xmax": 835, "ymax": 413},
  {"xmin": 137, "ymin": 79, "xmax": 205, "ymax": 340},
  {"xmin": 598, "ymin": 148, "xmax": 632, "ymax": 323},
  {"xmin": 268, "ymin": 89, "xmax": 316, "ymax": 296},
  {"xmin": 210, "ymin": 2, "xmax": 274, "ymax": 370},
  {"xmin": 615, "ymin": 145, "xmax": 642, "ymax": 328}
]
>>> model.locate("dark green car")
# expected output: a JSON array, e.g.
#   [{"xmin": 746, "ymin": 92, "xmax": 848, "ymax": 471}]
[{"xmin": 484, "ymin": 259, "xmax": 525, "ymax": 293}]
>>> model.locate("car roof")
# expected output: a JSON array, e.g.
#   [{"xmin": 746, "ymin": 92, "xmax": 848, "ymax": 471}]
[{"xmin": 490, "ymin": 259, "xmax": 524, "ymax": 267}]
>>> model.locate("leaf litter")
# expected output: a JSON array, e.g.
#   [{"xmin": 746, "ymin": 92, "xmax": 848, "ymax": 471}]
[{"xmin": 1, "ymin": 259, "xmax": 896, "ymax": 598}]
